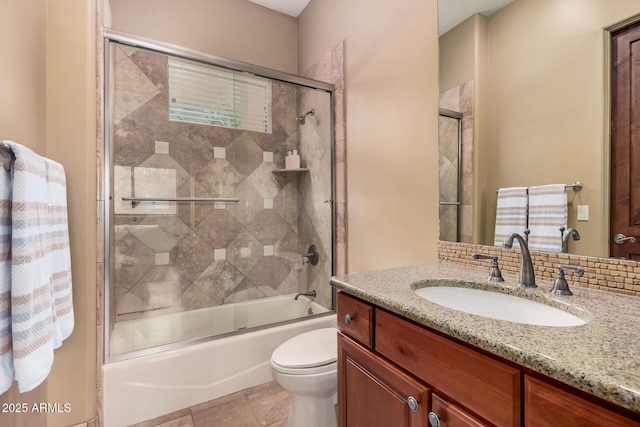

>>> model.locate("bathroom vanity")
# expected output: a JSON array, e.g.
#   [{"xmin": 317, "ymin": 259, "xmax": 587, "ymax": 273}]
[{"xmin": 331, "ymin": 264, "xmax": 640, "ymax": 427}]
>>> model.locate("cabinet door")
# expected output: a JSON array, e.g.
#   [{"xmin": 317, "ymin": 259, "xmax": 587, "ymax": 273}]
[
  {"xmin": 338, "ymin": 333, "xmax": 430, "ymax": 427},
  {"xmin": 430, "ymin": 394, "xmax": 490, "ymax": 427},
  {"xmin": 525, "ymin": 375, "xmax": 640, "ymax": 427}
]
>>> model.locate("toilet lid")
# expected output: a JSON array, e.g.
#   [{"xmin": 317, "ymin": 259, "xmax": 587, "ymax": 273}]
[{"xmin": 271, "ymin": 327, "xmax": 338, "ymax": 369}]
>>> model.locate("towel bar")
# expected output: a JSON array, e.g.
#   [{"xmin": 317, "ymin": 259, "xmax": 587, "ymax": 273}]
[
  {"xmin": 496, "ymin": 181, "xmax": 582, "ymax": 193},
  {"xmin": 121, "ymin": 197, "xmax": 240, "ymax": 208}
]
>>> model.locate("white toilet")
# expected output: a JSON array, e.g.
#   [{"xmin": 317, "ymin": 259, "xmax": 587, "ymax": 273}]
[{"xmin": 271, "ymin": 327, "xmax": 338, "ymax": 427}]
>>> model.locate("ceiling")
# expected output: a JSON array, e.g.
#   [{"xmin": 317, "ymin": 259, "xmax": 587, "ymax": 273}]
[
  {"xmin": 247, "ymin": 0, "xmax": 515, "ymax": 35},
  {"xmin": 438, "ymin": 0, "xmax": 515, "ymax": 35},
  {"xmin": 247, "ymin": 0, "xmax": 311, "ymax": 17}
]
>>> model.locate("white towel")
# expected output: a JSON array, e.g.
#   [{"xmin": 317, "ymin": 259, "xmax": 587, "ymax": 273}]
[
  {"xmin": 1, "ymin": 140, "xmax": 74, "ymax": 393},
  {"xmin": 528, "ymin": 184, "xmax": 567, "ymax": 252},
  {"xmin": 44, "ymin": 159, "xmax": 73, "ymax": 348},
  {"xmin": 494, "ymin": 187, "xmax": 528, "ymax": 249},
  {"xmin": 0, "ymin": 150, "xmax": 14, "ymax": 393},
  {"xmin": 3, "ymin": 141, "xmax": 54, "ymax": 392}
]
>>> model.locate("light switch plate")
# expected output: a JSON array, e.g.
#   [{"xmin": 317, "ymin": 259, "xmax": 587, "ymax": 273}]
[{"xmin": 577, "ymin": 205, "xmax": 589, "ymax": 221}]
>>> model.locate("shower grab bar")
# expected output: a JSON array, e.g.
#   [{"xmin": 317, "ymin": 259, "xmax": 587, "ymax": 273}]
[{"xmin": 122, "ymin": 196, "xmax": 240, "ymax": 208}]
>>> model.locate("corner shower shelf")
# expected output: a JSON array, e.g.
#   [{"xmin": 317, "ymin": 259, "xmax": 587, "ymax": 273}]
[{"xmin": 272, "ymin": 168, "xmax": 310, "ymax": 173}]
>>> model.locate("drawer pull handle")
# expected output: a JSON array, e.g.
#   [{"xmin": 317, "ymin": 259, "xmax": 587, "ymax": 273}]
[
  {"xmin": 345, "ymin": 314, "xmax": 352, "ymax": 325},
  {"xmin": 428, "ymin": 412, "xmax": 440, "ymax": 427},
  {"xmin": 407, "ymin": 396, "xmax": 419, "ymax": 412}
]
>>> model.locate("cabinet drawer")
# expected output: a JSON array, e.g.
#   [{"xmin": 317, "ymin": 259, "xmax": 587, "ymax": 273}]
[
  {"xmin": 375, "ymin": 309, "xmax": 521, "ymax": 427},
  {"xmin": 337, "ymin": 292, "xmax": 374, "ymax": 348},
  {"xmin": 431, "ymin": 394, "xmax": 490, "ymax": 427},
  {"xmin": 525, "ymin": 375, "xmax": 640, "ymax": 427}
]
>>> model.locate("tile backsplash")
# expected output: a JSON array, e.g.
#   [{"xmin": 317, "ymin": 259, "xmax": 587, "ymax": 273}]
[{"xmin": 438, "ymin": 241, "xmax": 640, "ymax": 296}]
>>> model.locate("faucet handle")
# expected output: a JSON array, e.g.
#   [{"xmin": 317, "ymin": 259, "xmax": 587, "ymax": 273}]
[
  {"xmin": 551, "ymin": 264, "xmax": 584, "ymax": 296},
  {"xmin": 472, "ymin": 254, "xmax": 504, "ymax": 282}
]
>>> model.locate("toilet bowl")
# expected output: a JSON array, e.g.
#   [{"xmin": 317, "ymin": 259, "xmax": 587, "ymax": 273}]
[{"xmin": 271, "ymin": 327, "xmax": 338, "ymax": 427}]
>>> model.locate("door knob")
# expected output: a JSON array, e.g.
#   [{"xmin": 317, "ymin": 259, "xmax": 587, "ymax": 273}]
[{"xmin": 613, "ymin": 233, "xmax": 637, "ymax": 244}]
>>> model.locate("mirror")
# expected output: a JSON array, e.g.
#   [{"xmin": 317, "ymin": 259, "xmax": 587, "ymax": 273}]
[{"xmin": 438, "ymin": 0, "xmax": 640, "ymax": 257}]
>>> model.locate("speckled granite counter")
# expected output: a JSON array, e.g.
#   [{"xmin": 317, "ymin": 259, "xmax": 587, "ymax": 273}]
[{"xmin": 330, "ymin": 263, "xmax": 640, "ymax": 414}]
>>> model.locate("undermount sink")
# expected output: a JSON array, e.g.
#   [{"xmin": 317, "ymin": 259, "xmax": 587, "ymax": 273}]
[{"xmin": 415, "ymin": 286, "xmax": 586, "ymax": 327}]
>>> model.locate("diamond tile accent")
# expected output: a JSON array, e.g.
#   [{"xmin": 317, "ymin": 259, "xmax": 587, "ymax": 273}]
[
  {"xmin": 155, "ymin": 253, "xmax": 170, "ymax": 265},
  {"xmin": 263, "ymin": 245, "xmax": 274, "ymax": 256},
  {"xmin": 155, "ymin": 141, "xmax": 169, "ymax": 154},
  {"xmin": 130, "ymin": 215, "xmax": 191, "ymax": 252},
  {"xmin": 195, "ymin": 210, "xmax": 242, "ymax": 249},
  {"xmin": 214, "ymin": 147, "xmax": 226, "ymax": 159},
  {"xmin": 170, "ymin": 232, "xmax": 215, "ymax": 282},
  {"xmin": 214, "ymin": 248, "xmax": 226, "ymax": 261},
  {"xmin": 263, "ymin": 151, "xmax": 274, "ymax": 163},
  {"xmin": 226, "ymin": 133, "xmax": 264, "ymax": 177},
  {"xmin": 247, "ymin": 210, "xmax": 292, "ymax": 245},
  {"xmin": 263, "ymin": 198, "xmax": 274, "ymax": 209}
]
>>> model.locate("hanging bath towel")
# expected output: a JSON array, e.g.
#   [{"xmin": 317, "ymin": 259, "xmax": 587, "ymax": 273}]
[
  {"xmin": 1, "ymin": 140, "xmax": 74, "ymax": 393},
  {"xmin": 528, "ymin": 184, "xmax": 567, "ymax": 252},
  {"xmin": 44, "ymin": 158, "xmax": 73, "ymax": 348},
  {"xmin": 494, "ymin": 187, "xmax": 528, "ymax": 249},
  {"xmin": 0, "ymin": 150, "xmax": 14, "ymax": 393}
]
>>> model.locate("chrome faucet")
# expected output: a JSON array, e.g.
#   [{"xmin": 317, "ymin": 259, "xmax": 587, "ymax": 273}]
[
  {"xmin": 503, "ymin": 233, "xmax": 537, "ymax": 288},
  {"xmin": 560, "ymin": 227, "xmax": 581, "ymax": 253}
]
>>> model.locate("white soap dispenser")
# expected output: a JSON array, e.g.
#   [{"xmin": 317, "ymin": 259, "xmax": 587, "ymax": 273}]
[
  {"xmin": 291, "ymin": 150, "xmax": 300, "ymax": 169},
  {"xmin": 285, "ymin": 150, "xmax": 292, "ymax": 169}
]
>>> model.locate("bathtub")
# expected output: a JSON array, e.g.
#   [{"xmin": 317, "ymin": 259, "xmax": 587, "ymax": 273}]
[{"xmin": 103, "ymin": 295, "xmax": 336, "ymax": 427}]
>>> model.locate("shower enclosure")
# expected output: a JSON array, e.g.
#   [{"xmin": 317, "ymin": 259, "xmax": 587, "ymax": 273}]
[{"xmin": 103, "ymin": 32, "xmax": 335, "ymax": 360}]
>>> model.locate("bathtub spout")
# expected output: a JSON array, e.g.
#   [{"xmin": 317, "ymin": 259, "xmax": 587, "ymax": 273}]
[{"xmin": 294, "ymin": 290, "xmax": 317, "ymax": 300}]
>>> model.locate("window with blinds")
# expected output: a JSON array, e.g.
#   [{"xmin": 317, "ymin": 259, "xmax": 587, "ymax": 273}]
[{"xmin": 168, "ymin": 59, "xmax": 272, "ymax": 133}]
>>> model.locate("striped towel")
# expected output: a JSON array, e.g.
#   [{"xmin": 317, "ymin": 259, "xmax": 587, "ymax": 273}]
[
  {"xmin": 494, "ymin": 187, "xmax": 528, "ymax": 249},
  {"xmin": 0, "ymin": 150, "xmax": 13, "ymax": 393},
  {"xmin": 1, "ymin": 140, "xmax": 74, "ymax": 393},
  {"xmin": 528, "ymin": 184, "xmax": 567, "ymax": 252},
  {"xmin": 44, "ymin": 159, "xmax": 73, "ymax": 348}
]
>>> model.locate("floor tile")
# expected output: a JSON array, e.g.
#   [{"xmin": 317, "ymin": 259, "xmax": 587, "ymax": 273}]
[
  {"xmin": 128, "ymin": 408, "xmax": 193, "ymax": 427},
  {"xmin": 245, "ymin": 381, "xmax": 290, "ymax": 426},
  {"xmin": 191, "ymin": 390, "xmax": 260, "ymax": 427}
]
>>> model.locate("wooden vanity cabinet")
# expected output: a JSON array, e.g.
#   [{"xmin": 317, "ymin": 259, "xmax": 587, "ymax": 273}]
[
  {"xmin": 524, "ymin": 375, "xmax": 640, "ymax": 427},
  {"xmin": 336, "ymin": 291, "xmax": 640, "ymax": 427},
  {"xmin": 338, "ymin": 333, "xmax": 430, "ymax": 427}
]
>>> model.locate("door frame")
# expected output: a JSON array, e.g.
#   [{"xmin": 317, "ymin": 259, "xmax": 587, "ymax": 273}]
[{"xmin": 605, "ymin": 14, "xmax": 640, "ymax": 258}]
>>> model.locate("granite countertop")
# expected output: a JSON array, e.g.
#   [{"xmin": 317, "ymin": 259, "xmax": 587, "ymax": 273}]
[{"xmin": 330, "ymin": 263, "xmax": 640, "ymax": 414}]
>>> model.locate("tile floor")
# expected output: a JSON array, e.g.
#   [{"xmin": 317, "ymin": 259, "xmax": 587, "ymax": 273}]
[{"xmin": 129, "ymin": 381, "xmax": 290, "ymax": 427}]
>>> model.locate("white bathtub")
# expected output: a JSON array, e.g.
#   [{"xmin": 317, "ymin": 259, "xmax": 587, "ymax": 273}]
[{"xmin": 103, "ymin": 295, "xmax": 336, "ymax": 427}]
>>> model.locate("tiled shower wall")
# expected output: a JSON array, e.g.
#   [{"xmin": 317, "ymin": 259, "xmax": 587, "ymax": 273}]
[
  {"xmin": 111, "ymin": 44, "xmax": 333, "ymax": 320},
  {"xmin": 439, "ymin": 82, "xmax": 474, "ymax": 243}
]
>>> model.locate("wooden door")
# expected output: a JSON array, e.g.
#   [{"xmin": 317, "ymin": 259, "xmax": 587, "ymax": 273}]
[
  {"xmin": 611, "ymin": 21, "xmax": 640, "ymax": 259},
  {"xmin": 431, "ymin": 394, "xmax": 490, "ymax": 427},
  {"xmin": 338, "ymin": 333, "xmax": 430, "ymax": 427}
]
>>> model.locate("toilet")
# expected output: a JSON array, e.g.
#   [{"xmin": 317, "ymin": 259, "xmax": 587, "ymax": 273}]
[{"xmin": 271, "ymin": 327, "xmax": 338, "ymax": 427}]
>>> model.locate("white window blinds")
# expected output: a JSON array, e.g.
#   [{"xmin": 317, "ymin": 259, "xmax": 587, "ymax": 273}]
[{"xmin": 168, "ymin": 59, "xmax": 272, "ymax": 134}]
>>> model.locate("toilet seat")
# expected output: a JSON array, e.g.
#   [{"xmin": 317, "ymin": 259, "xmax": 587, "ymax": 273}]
[{"xmin": 271, "ymin": 327, "xmax": 338, "ymax": 375}]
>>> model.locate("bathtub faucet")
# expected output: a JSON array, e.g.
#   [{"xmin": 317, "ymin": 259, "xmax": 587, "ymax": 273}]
[{"xmin": 294, "ymin": 290, "xmax": 317, "ymax": 300}]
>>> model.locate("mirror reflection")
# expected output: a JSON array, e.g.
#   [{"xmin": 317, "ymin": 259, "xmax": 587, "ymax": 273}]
[{"xmin": 438, "ymin": 0, "xmax": 640, "ymax": 257}]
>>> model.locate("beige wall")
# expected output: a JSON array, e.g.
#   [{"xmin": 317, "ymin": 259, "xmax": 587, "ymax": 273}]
[
  {"xmin": 299, "ymin": 0, "xmax": 440, "ymax": 272},
  {"xmin": 441, "ymin": 0, "xmax": 640, "ymax": 256},
  {"xmin": 0, "ymin": 0, "xmax": 97, "ymax": 426},
  {"xmin": 0, "ymin": 2, "xmax": 49, "ymax": 426},
  {"xmin": 0, "ymin": 0, "xmax": 47, "ymax": 153},
  {"xmin": 109, "ymin": 0, "xmax": 299, "ymax": 74},
  {"xmin": 45, "ymin": 0, "xmax": 97, "ymax": 425}
]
